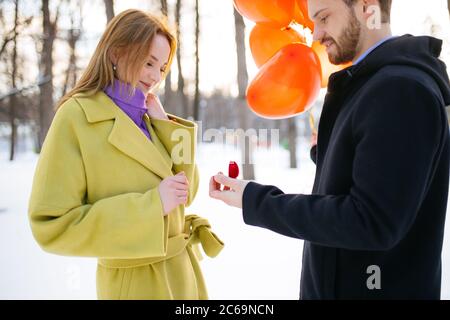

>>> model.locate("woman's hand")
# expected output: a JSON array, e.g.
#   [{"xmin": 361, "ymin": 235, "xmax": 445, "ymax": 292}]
[
  {"xmin": 146, "ymin": 93, "xmax": 169, "ymax": 120},
  {"xmin": 158, "ymin": 172, "xmax": 189, "ymax": 215}
]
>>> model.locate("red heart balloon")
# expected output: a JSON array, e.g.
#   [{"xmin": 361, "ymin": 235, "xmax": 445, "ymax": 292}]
[
  {"xmin": 247, "ymin": 43, "xmax": 321, "ymax": 119},
  {"xmin": 295, "ymin": 0, "xmax": 314, "ymax": 31},
  {"xmin": 233, "ymin": 0, "xmax": 295, "ymax": 29},
  {"xmin": 250, "ymin": 24, "xmax": 305, "ymax": 68}
]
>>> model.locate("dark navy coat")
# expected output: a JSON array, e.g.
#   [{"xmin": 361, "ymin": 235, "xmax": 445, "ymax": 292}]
[{"xmin": 243, "ymin": 35, "xmax": 450, "ymax": 299}]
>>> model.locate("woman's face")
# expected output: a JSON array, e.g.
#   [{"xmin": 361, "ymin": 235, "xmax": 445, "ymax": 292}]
[
  {"xmin": 136, "ymin": 34, "xmax": 171, "ymax": 94},
  {"xmin": 113, "ymin": 33, "xmax": 171, "ymax": 94}
]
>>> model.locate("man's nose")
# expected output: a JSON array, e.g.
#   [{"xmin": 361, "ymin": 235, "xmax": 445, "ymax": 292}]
[{"xmin": 312, "ymin": 27, "xmax": 324, "ymax": 43}]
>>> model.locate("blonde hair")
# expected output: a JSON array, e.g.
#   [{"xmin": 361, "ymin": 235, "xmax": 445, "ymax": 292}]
[{"xmin": 57, "ymin": 9, "xmax": 177, "ymax": 109}]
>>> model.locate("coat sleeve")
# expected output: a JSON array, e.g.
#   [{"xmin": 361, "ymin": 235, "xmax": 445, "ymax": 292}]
[
  {"xmin": 151, "ymin": 114, "xmax": 199, "ymax": 207},
  {"xmin": 242, "ymin": 77, "xmax": 444, "ymax": 251},
  {"xmin": 28, "ymin": 104, "xmax": 168, "ymax": 259}
]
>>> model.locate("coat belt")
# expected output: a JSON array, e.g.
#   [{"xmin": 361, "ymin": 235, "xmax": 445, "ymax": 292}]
[{"xmin": 98, "ymin": 215, "xmax": 224, "ymax": 269}]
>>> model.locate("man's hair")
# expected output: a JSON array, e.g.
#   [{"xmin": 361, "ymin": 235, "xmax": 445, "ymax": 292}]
[{"xmin": 342, "ymin": 0, "xmax": 392, "ymax": 23}]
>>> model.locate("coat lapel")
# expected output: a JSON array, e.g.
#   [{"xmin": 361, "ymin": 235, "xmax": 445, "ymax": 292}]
[
  {"xmin": 144, "ymin": 115, "xmax": 173, "ymax": 166},
  {"xmin": 75, "ymin": 91, "xmax": 173, "ymax": 180}
]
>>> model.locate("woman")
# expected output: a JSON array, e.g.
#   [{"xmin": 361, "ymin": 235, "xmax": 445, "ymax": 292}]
[{"xmin": 28, "ymin": 9, "xmax": 223, "ymax": 300}]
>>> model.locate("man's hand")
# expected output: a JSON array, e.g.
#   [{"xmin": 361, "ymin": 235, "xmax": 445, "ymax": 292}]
[
  {"xmin": 311, "ymin": 131, "xmax": 318, "ymax": 148},
  {"xmin": 209, "ymin": 172, "xmax": 250, "ymax": 208}
]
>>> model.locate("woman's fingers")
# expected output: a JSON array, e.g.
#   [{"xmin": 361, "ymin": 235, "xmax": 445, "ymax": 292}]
[
  {"xmin": 171, "ymin": 182, "xmax": 188, "ymax": 191},
  {"xmin": 171, "ymin": 173, "xmax": 188, "ymax": 184},
  {"xmin": 175, "ymin": 190, "xmax": 188, "ymax": 197}
]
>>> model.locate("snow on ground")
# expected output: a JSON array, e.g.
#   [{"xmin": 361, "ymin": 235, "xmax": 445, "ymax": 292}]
[{"xmin": 0, "ymin": 138, "xmax": 449, "ymax": 300}]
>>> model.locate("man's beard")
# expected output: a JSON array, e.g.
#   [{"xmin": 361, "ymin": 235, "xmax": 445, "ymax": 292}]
[{"xmin": 326, "ymin": 9, "xmax": 362, "ymax": 65}]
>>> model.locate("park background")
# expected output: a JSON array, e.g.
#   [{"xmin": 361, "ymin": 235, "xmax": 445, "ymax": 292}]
[{"xmin": 0, "ymin": 0, "xmax": 449, "ymax": 299}]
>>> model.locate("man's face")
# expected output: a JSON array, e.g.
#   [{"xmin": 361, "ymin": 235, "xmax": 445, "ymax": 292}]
[{"xmin": 308, "ymin": 0, "xmax": 363, "ymax": 64}]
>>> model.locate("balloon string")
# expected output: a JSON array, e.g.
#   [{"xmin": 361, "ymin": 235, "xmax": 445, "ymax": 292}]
[{"xmin": 309, "ymin": 110, "xmax": 317, "ymax": 135}]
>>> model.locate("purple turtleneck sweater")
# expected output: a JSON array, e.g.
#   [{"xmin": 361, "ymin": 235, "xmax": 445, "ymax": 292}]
[{"xmin": 104, "ymin": 80, "xmax": 152, "ymax": 141}]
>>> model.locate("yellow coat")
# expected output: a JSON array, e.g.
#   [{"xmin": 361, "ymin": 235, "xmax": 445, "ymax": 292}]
[{"xmin": 28, "ymin": 91, "xmax": 223, "ymax": 300}]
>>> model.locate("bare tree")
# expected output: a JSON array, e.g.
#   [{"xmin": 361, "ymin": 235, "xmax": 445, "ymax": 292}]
[
  {"xmin": 8, "ymin": 0, "xmax": 20, "ymax": 161},
  {"xmin": 0, "ymin": 10, "xmax": 32, "ymax": 61},
  {"xmin": 62, "ymin": 1, "xmax": 82, "ymax": 96},
  {"xmin": 38, "ymin": 0, "xmax": 60, "ymax": 151},
  {"xmin": 175, "ymin": 0, "xmax": 188, "ymax": 118},
  {"xmin": 0, "ymin": 5, "xmax": 14, "ymax": 60},
  {"xmin": 233, "ymin": 7, "xmax": 255, "ymax": 180},
  {"xmin": 160, "ymin": 0, "xmax": 168, "ymax": 16},
  {"xmin": 288, "ymin": 118, "xmax": 298, "ymax": 168},
  {"xmin": 159, "ymin": 0, "xmax": 175, "ymax": 114},
  {"xmin": 103, "ymin": 0, "xmax": 114, "ymax": 24},
  {"xmin": 0, "ymin": 2, "xmax": 36, "ymax": 157},
  {"xmin": 233, "ymin": 9, "xmax": 247, "ymax": 105},
  {"xmin": 1, "ymin": 33, "xmax": 14, "ymax": 61},
  {"xmin": 192, "ymin": 0, "xmax": 200, "ymax": 120}
]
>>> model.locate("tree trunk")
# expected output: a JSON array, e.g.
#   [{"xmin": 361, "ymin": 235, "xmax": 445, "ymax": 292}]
[
  {"xmin": 1, "ymin": 31, "xmax": 13, "ymax": 60},
  {"xmin": 164, "ymin": 70, "xmax": 173, "ymax": 111},
  {"xmin": 288, "ymin": 118, "xmax": 298, "ymax": 168},
  {"xmin": 160, "ymin": 0, "xmax": 168, "ymax": 16},
  {"xmin": 159, "ymin": 0, "xmax": 174, "ymax": 113},
  {"xmin": 175, "ymin": 0, "xmax": 188, "ymax": 118},
  {"xmin": 192, "ymin": 0, "xmax": 200, "ymax": 120},
  {"xmin": 9, "ymin": 0, "xmax": 19, "ymax": 161},
  {"xmin": 38, "ymin": 0, "xmax": 57, "ymax": 151},
  {"xmin": 233, "ymin": 7, "xmax": 255, "ymax": 180},
  {"xmin": 62, "ymin": 15, "xmax": 80, "ymax": 96},
  {"xmin": 103, "ymin": 0, "xmax": 114, "ymax": 24}
]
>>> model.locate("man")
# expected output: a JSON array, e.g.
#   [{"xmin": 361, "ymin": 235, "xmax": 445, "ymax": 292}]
[{"xmin": 210, "ymin": 0, "xmax": 450, "ymax": 299}]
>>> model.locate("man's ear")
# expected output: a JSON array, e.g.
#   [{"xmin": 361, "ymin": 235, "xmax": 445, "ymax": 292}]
[
  {"xmin": 361, "ymin": 0, "xmax": 383, "ymax": 29},
  {"xmin": 361, "ymin": 0, "xmax": 379, "ymax": 19}
]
